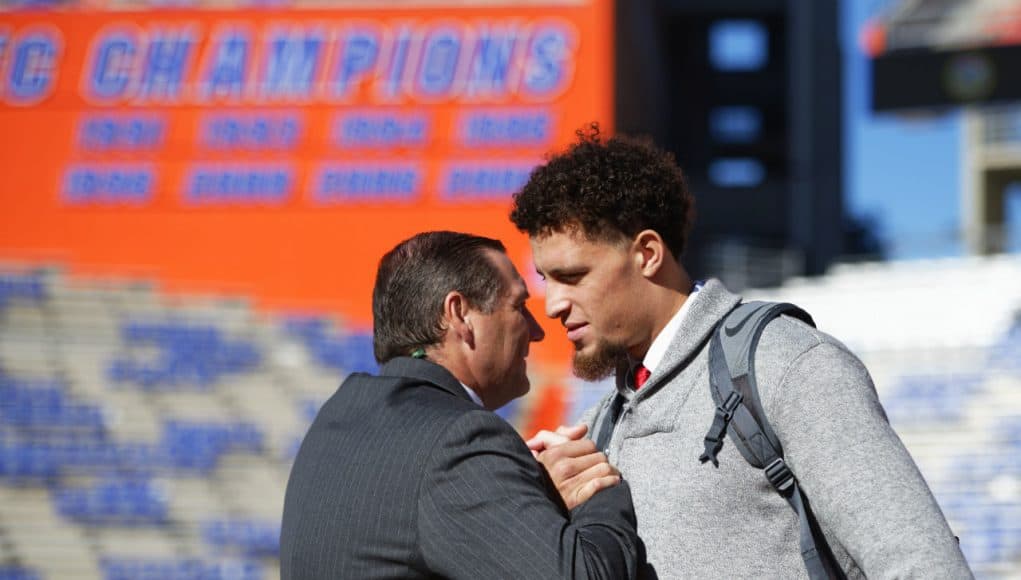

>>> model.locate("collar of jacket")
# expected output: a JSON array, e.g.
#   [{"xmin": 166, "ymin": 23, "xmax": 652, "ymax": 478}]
[
  {"xmin": 379, "ymin": 356, "xmax": 474, "ymax": 403},
  {"xmin": 614, "ymin": 278, "xmax": 742, "ymax": 399}
]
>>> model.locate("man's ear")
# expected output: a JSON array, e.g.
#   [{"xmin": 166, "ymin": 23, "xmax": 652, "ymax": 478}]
[
  {"xmin": 633, "ymin": 229, "xmax": 666, "ymax": 278},
  {"xmin": 443, "ymin": 291, "xmax": 475, "ymax": 348}
]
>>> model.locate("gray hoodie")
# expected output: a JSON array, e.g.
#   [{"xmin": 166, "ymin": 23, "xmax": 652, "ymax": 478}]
[{"xmin": 584, "ymin": 279, "xmax": 972, "ymax": 579}]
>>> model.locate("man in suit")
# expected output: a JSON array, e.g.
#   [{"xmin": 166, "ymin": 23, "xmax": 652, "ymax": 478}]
[
  {"xmin": 280, "ymin": 231, "xmax": 641, "ymax": 579},
  {"xmin": 510, "ymin": 127, "xmax": 972, "ymax": 578}
]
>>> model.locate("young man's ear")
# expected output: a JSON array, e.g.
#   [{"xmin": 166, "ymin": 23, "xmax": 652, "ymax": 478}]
[
  {"xmin": 633, "ymin": 229, "xmax": 666, "ymax": 278},
  {"xmin": 443, "ymin": 291, "xmax": 475, "ymax": 348}
]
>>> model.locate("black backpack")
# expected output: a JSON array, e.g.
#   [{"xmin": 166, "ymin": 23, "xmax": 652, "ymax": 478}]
[{"xmin": 699, "ymin": 301, "xmax": 846, "ymax": 580}]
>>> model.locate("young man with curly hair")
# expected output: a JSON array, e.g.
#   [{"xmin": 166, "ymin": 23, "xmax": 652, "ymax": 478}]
[{"xmin": 512, "ymin": 127, "xmax": 971, "ymax": 579}]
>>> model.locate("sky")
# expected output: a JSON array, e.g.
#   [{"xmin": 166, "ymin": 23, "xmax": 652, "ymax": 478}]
[
  {"xmin": 837, "ymin": 0, "xmax": 963, "ymax": 258},
  {"xmin": 841, "ymin": 0, "xmax": 973, "ymax": 260}
]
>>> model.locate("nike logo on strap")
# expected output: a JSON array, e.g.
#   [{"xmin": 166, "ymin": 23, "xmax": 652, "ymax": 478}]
[{"xmin": 724, "ymin": 310, "xmax": 755, "ymax": 337}]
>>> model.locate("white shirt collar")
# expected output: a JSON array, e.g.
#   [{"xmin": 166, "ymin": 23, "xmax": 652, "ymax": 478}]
[
  {"xmin": 642, "ymin": 281, "xmax": 704, "ymax": 373},
  {"xmin": 461, "ymin": 383, "xmax": 485, "ymax": 407}
]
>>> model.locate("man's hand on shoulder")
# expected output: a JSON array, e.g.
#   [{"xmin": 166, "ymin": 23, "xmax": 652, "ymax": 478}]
[{"xmin": 527, "ymin": 424, "xmax": 621, "ymax": 510}]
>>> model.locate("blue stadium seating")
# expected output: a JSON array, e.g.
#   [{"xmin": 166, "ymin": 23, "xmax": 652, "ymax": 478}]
[
  {"xmin": 0, "ymin": 418, "xmax": 266, "ymax": 481},
  {"xmin": 0, "ymin": 441, "xmax": 60, "ymax": 480},
  {"xmin": 956, "ymin": 499, "xmax": 1021, "ymax": 569},
  {"xmin": 884, "ymin": 373, "xmax": 985, "ymax": 426},
  {"xmin": 54, "ymin": 478, "xmax": 169, "ymax": 525},
  {"xmin": 0, "ymin": 438, "xmax": 180, "ymax": 480},
  {"xmin": 201, "ymin": 519, "xmax": 280, "ymax": 557},
  {"xmin": 101, "ymin": 558, "xmax": 264, "ymax": 580},
  {"xmin": 0, "ymin": 375, "xmax": 105, "ymax": 435},
  {"xmin": 1, "ymin": 263, "xmax": 1017, "ymax": 577},
  {"xmin": 282, "ymin": 316, "xmax": 377, "ymax": 374},
  {"xmin": 107, "ymin": 321, "xmax": 261, "ymax": 389},
  {"xmin": 0, "ymin": 567, "xmax": 40, "ymax": 580},
  {"xmin": 0, "ymin": 273, "xmax": 46, "ymax": 309},
  {"xmin": 161, "ymin": 420, "xmax": 264, "ymax": 472},
  {"xmin": 282, "ymin": 434, "xmax": 304, "ymax": 461},
  {"xmin": 988, "ymin": 320, "xmax": 1021, "ymax": 374},
  {"xmin": 298, "ymin": 398, "xmax": 321, "ymax": 423},
  {"xmin": 937, "ymin": 416, "xmax": 1021, "ymax": 569}
]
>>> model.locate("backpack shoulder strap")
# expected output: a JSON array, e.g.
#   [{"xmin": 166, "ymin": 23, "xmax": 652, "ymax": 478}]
[
  {"xmin": 715, "ymin": 301, "xmax": 814, "ymax": 460},
  {"xmin": 700, "ymin": 301, "xmax": 810, "ymax": 468},
  {"xmin": 701, "ymin": 301, "xmax": 845, "ymax": 580}
]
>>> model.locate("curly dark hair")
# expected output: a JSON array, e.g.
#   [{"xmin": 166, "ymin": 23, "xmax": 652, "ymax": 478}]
[{"xmin": 510, "ymin": 124, "xmax": 694, "ymax": 257}]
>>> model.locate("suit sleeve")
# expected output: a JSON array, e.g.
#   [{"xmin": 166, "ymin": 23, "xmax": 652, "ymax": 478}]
[
  {"xmin": 417, "ymin": 409, "xmax": 640, "ymax": 580},
  {"xmin": 767, "ymin": 341, "xmax": 973, "ymax": 578}
]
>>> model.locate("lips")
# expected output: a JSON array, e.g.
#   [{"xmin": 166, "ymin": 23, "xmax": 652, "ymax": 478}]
[{"xmin": 565, "ymin": 322, "xmax": 588, "ymax": 343}]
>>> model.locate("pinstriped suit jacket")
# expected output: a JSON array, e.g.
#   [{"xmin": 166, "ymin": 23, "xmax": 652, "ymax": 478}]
[{"xmin": 280, "ymin": 357, "xmax": 641, "ymax": 579}]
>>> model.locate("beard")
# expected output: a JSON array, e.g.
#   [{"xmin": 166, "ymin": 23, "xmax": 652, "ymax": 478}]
[{"xmin": 572, "ymin": 339, "xmax": 629, "ymax": 381}]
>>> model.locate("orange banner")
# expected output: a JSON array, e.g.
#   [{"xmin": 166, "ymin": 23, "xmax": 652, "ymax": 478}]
[{"xmin": 0, "ymin": 4, "xmax": 614, "ymax": 370}]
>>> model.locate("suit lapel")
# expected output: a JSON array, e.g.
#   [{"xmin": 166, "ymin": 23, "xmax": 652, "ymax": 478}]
[{"xmin": 379, "ymin": 357, "xmax": 475, "ymax": 404}]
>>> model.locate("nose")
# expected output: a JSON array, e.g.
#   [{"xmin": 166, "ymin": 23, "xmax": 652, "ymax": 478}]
[
  {"xmin": 543, "ymin": 282, "xmax": 569, "ymax": 321},
  {"xmin": 525, "ymin": 307, "xmax": 545, "ymax": 342}
]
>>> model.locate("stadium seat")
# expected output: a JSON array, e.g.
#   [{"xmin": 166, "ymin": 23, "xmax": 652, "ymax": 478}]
[
  {"xmin": 0, "ymin": 567, "xmax": 40, "ymax": 580},
  {"xmin": 53, "ymin": 478, "xmax": 169, "ymax": 526},
  {"xmin": 107, "ymin": 321, "xmax": 261, "ymax": 390},
  {"xmin": 100, "ymin": 558, "xmax": 264, "ymax": 580},
  {"xmin": 201, "ymin": 518, "xmax": 280, "ymax": 557}
]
